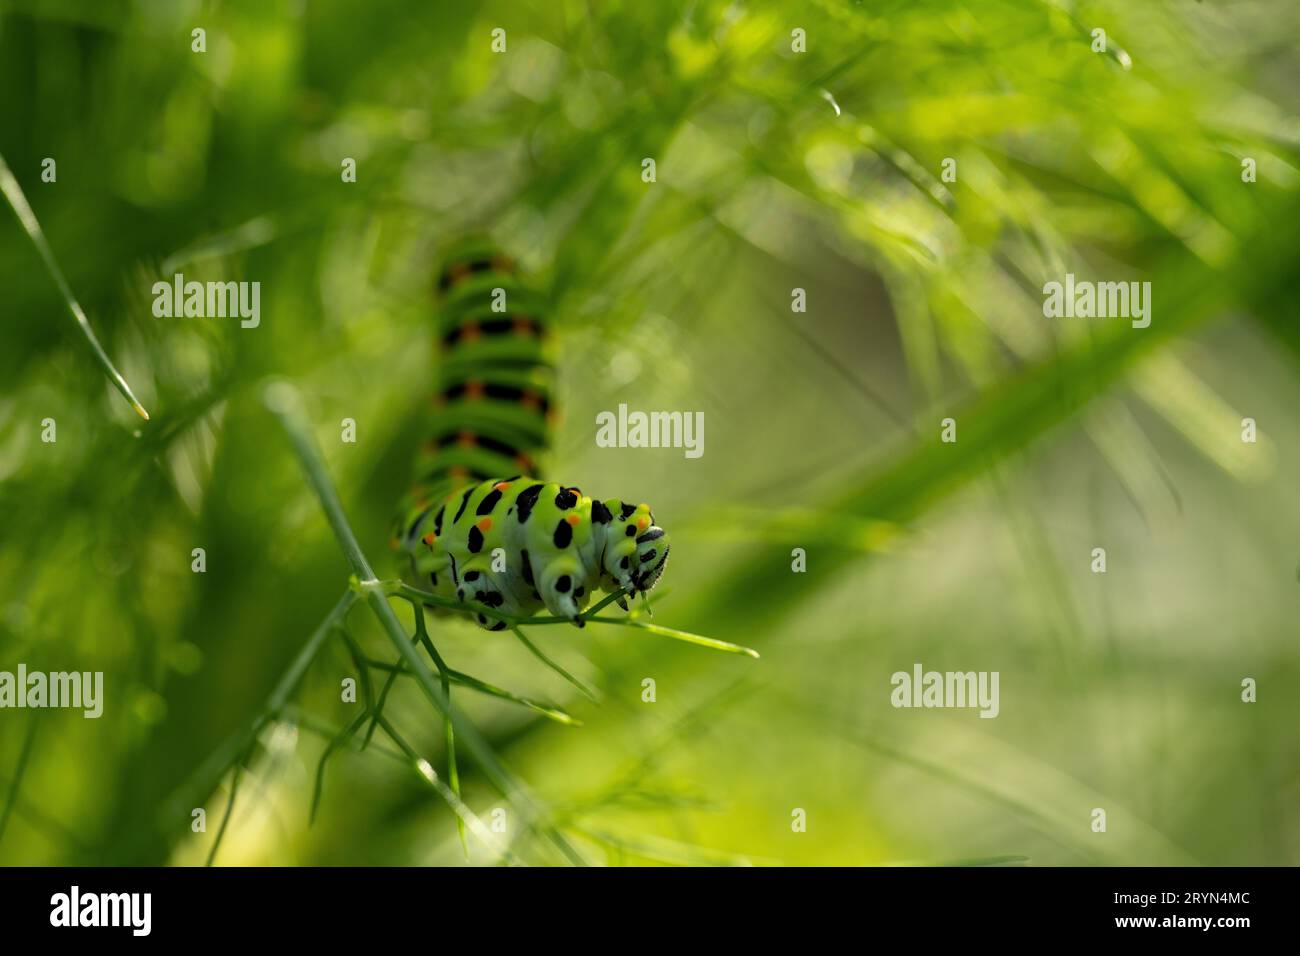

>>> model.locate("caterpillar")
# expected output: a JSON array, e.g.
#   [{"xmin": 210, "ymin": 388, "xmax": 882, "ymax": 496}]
[{"xmin": 392, "ymin": 239, "xmax": 670, "ymax": 630}]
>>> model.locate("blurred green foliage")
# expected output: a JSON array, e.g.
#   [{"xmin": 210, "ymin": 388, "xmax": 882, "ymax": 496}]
[{"xmin": 1, "ymin": 0, "xmax": 1297, "ymax": 865}]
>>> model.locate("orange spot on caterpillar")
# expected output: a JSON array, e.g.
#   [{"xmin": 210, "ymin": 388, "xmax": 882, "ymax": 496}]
[
  {"xmin": 448, "ymin": 262, "xmax": 471, "ymax": 285},
  {"xmin": 464, "ymin": 380, "xmax": 485, "ymax": 400},
  {"xmin": 566, "ymin": 513, "xmax": 580, "ymax": 526},
  {"xmin": 515, "ymin": 454, "xmax": 532, "ymax": 471},
  {"xmin": 422, "ymin": 533, "xmax": 437, "ymax": 546},
  {"xmin": 460, "ymin": 322, "xmax": 481, "ymax": 343},
  {"xmin": 477, "ymin": 517, "xmax": 493, "ymax": 532},
  {"xmin": 512, "ymin": 318, "xmax": 533, "ymax": 336},
  {"xmin": 491, "ymin": 254, "xmax": 514, "ymax": 272},
  {"xmin": 449, "ymin": 466, "xmax": 470, "ymax": 481},
  {"xmin": 457, "ymin": 431, "xmax": 476, "ymax": 448},
  {"xmin": 637, "ymin": 516, "xmax": 650, "ymax": 531},
  {"xmin": 493, "ymin": 481, "xmax": 511, "ymax": 492}
]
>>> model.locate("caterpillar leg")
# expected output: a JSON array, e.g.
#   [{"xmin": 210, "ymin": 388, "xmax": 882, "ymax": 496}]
[
  {"xmin": 407, "ymin": 535, "xmax": 454, "ymax": 600},
  {"xmin": 534, "ymin": 554, "xmax": 593, "ymax": 627},
  {"xmin": 456, "ymin": 561, "xmax": 512, "ymax": 631}
]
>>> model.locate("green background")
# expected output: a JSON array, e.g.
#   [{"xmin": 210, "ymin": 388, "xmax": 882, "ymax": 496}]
[{"xmin": 0, "ymin": 0, "xmax": 1297, "ymax": 865}]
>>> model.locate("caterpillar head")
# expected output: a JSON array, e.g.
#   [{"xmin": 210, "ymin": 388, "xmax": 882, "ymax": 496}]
[
  {"xmin": 633, "ymin": 524, "xmax": 670, "ymax": 595},
  {"xmin": 601, "ymin": 500, "xmax": 670, "ymax": 601}
]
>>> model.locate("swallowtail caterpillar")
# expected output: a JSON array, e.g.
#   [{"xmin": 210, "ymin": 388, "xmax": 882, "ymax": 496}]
[{"xmin": 392, "ymin": 240, "xmax": 669, "ymax": 629}]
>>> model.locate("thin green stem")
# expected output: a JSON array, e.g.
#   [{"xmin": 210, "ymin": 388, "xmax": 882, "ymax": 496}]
[
  {"xmin": 0, "ymin": 150, "xmax": 149, "ymax": 420},
  {"xmin": 413, "ymin": 608, "xmax": 466, "ymax": 855},
  {"xmin": 586, "ymin": 617, "xmax": 760, "ymax": 658},
  {"xmin": 263, "ymin": 382, "xmax": 375, "ymax": 582},
  {"xmin": 364, "ymin": 649, "xmax": 409, "ymax": 750},
  {"xmin": 336, "ymin": 626, "xmax": 375, "ymax": 716},
  {"xmin": 293, "ymin": 707, "xmax": 514, "ymax": 865},
  {"xmin": 205, "ymin": 750, "xmax": 248, "ymax": 867},
  {"xmin": 268, "ymin": 592, "xmax": 360, "ymax": 718},
  {"xmin": 511, "ymin": 626, "xmax": 598, "ymax": 703},
  {"xmin": 374, "ymin": 716, "xmax": 520, "ymax": 865},
  {"xmin": 362, "ymin": 658, "xmax": 580, "ymax": 725},
  {"xmin": 165, "ymin": 590, "xmax": 356, "ymax": 831},
  {"xmin": 266, "ymin": 381, "xmax": 586, "ymax": 865},
  {"xmin": 390, "ymin": 579, "xmax": 758, "ymax": 656},
  {"xmin": 310, "ymin": 711, "xmax": 370, "ymax": 824}
]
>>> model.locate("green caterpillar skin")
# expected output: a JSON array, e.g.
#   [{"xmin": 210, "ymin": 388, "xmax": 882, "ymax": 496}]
[{"xmin": 393, "ymin": 241, "xmax": 669, "ymax": 629}]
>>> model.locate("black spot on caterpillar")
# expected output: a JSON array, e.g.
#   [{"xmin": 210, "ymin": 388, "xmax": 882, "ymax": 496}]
[
  {"xmin": 477, "ymin": 488, "xmax": 503, "ymax": 515},
  {"xmin": 515, "ymin": 484, "xmax": 544, "ymax": 523},
  {"xmin": 453, "ymin": 487, "xmax": 474, "ymax": 524}
]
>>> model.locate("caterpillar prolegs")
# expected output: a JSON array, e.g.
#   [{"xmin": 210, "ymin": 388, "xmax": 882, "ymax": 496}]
[{"xmin": 392, "ymin": 240, "xmax": 670, "ymax": 630}]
